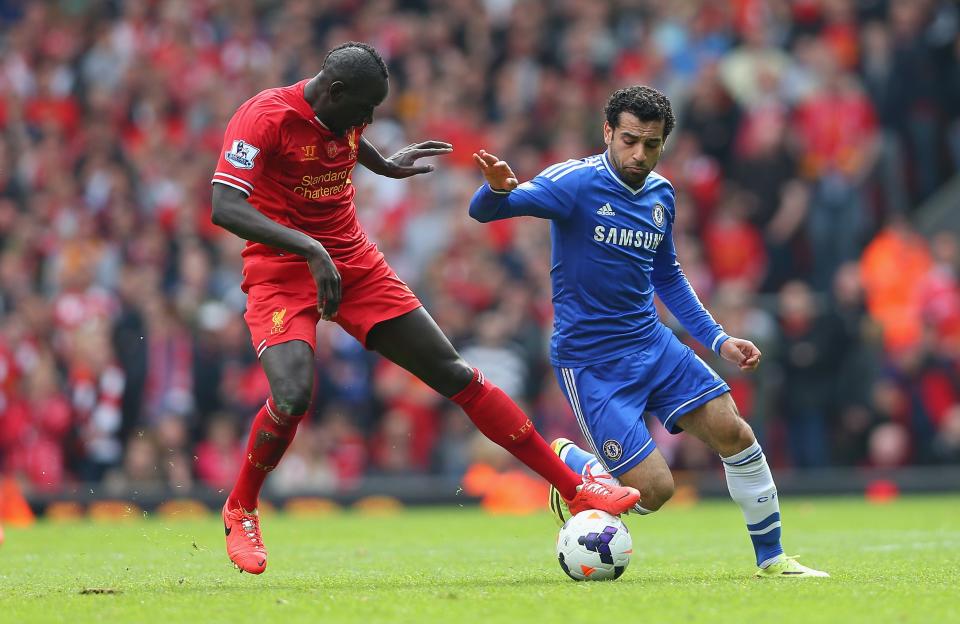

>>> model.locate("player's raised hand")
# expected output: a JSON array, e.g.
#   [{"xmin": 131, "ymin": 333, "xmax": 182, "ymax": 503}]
[
  {"xmin": 473, "ymin": 149, "xmax": 518, "ymax": 191},
  {"xmin": 719, "ymin": 337, "xmax": 762, "ymax": 371},
  {"xmin": 305, "ymin": 245, "xmax": 341, "ymax": 320},
  {"xmin": 384, "ymin": 141, "xmax": 453, "ymax": 178}
]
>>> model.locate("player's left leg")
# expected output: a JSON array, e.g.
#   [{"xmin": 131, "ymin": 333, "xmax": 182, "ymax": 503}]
[
  {"xmin": 677, "ymin": 394, "xmax": 828, "ymax": 577},
  {"xmin": 365, "ymin": 307, "xmax": 639, "ymax": 515},
  {"xmin": 549, "ymin": 438, "xmax": 674, "ymax": 523}
]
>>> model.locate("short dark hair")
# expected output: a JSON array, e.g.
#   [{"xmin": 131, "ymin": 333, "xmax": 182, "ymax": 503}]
[
  {"xmin": 322, "ymin": 41, "xmax": 389, "ymax": 80},
  {"xmin": 604, "ymin": 86, "xmax": 675, "ymax": 138}
]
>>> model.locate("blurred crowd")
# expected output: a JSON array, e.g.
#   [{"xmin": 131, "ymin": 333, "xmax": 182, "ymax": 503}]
[{"xmin": 1, "ymin": 0, "xmax": 959, "ymax": 496}]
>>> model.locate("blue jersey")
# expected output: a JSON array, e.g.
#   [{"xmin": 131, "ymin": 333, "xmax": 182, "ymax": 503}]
[{"xmin": 469, "ymin": 152, "xmax": 729, "ymax": 367}]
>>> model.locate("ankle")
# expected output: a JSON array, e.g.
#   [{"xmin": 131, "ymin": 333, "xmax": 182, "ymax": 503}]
[{"xmin": 226, "ymin": 496, "xmax": 256, "ymax": 513}]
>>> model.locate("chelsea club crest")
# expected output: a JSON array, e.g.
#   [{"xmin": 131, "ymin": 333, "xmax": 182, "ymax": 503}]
[
  {"xmin": 603, "ymin": 439, "xmax": 623, "ymax": 461},
  {"xmin": 652, "ymin": 202, "xmax": 665, "ymax": 228}
]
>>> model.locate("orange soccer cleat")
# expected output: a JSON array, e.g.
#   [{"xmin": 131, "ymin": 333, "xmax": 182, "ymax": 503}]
[
  {"xmin": 565, "ymin": 474, "xmax": 641, "ymax": 517},
  {"xmin": 222, "ymin": 503, "xmax": 267, "ymax": 574}
]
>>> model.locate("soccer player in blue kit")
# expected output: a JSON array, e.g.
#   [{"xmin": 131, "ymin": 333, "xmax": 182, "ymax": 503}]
[{"xmin": 469, "ymin": 86, "xmax": 828, "ymax": 578}]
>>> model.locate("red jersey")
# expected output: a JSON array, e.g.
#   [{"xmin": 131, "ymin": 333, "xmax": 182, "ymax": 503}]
[{"xmin": 211, "ymin": 79, "xmax": 371, "ymax": 268}]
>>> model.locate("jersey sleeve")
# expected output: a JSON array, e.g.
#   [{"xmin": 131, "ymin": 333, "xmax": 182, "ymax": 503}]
[
  {"xmin": 468, "ymin": 160, "xmax": 584, "ymax": 222},
  {"xmin": 211, "ymin": 102, "xmax": 280, "ymax": 197},
  {"xmin": 651, "ymin": 189, "xmax": 730, "ymax": 354}
]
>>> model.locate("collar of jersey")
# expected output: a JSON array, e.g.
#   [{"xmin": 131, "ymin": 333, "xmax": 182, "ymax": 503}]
[{"xmin": 601, "ymin": 152, "xmax": 649, "ymax": 195}]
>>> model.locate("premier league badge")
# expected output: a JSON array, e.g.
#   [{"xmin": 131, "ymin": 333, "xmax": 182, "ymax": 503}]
[
  {"xmin": 225, "ymin": 139, "xmax": 260, "ymax": 169},
  {"xmin": 652, "ymin": 202, "xmax": 665, "ymax": 228}
]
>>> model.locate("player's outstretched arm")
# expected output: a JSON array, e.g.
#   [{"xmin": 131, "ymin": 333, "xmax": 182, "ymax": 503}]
[
  {"xmin": 211, "ymin": 184, "xmax": 342, "ymax": 319},
  {"xmin": 358, "ymin": 137, "xmax": 452, "ymax": 178},
  {"xmin": 472, "ymin": 149, "xmax": 518, "ymax": 191},
  {"xmin": 468, "ymin": 149, "xmax": 574, "ymax": 223}
]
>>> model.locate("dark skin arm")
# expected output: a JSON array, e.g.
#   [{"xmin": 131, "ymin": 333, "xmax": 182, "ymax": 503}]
[
  {"xmin": 211, "ymin": 139, "xmax": 451, "ymax": 318},
  {"xmin": 358, "ymin": 137, "xmax": 452, "ymax": 178},
  {"xmin": 211, "ymin": 183, "xmax": 342, "ymax": 319}
]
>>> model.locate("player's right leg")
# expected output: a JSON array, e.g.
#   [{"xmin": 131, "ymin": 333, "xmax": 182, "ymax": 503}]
[
  {"xmin": 225, "ymin": 267, "xmax": 322, "ymax": 574},
  {"xmin": 549, "ymin": 356, "xmax": 673, "ymax": 523},
  {"xmin": 223, "ymin": 340, "xmax": 314, "ymax": 573},
  {"xmin": 549, "ymin": 438, "xmax": 674, "ymax": 525},
  {"xmin": 223, "ymin": 339, "xmax": 314, "ymax": 573}
]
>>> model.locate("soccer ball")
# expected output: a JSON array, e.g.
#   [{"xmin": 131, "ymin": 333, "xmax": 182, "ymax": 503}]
[{"xmin": 556, "ymin": 510, "xmax": 632, "ymax": 581}]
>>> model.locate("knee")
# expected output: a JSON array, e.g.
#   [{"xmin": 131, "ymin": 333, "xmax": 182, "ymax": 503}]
[
  {"xmin": 640, "ymin": 471, "xmax": 676, "ymax": 512},
  {"xmin": 439, "ymin": 358, "xmax": 477, "ymax": 397},
  {"xmin": 721, "ymin": 418, "xmax": 757, "ymax": 456},
  {"xmin": 450, "ymin": 359, "xmax": 476, "ymax": 386},
  {"xmin": 270, "ymin": 378, "xmax": 312, "ymax": 418}
]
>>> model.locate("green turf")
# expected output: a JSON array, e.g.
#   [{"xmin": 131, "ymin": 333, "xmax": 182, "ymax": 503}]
[{"xmin": 1, "ymin": 496, "xmax": 957, "ymax": 623}]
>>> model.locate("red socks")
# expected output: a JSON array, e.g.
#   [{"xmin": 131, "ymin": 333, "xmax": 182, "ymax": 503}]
[
  {"xmin": 228, "ymin": 370, "xmax": 584, "ymax": 509},
  {"xmin": 451, "ymin": 369, "xmax": 581, "ymax": 500},
  {"xmin": 227, "ymin": 398, "xmax": 301, "ymax": 511}
]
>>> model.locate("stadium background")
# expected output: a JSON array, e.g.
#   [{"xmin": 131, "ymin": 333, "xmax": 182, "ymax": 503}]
[{"xmin": 0, "ymin": 0, "xmax": 958, "ymax": 516}]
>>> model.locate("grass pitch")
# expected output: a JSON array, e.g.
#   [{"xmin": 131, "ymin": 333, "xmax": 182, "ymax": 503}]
[{"xmin": 1, "ymin": 496, "xmax": 957, "ymax": 624}]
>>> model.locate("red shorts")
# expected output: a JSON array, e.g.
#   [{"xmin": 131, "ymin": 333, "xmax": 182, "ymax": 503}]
[{"xmin": 242, "ymin": 246, "xmax": 422, "ymax": 357}]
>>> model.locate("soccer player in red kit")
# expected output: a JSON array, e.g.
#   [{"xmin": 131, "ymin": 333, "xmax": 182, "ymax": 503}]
[{"xmin": 211, "ymin": 42, "xmax": 640, "ymax": 574}]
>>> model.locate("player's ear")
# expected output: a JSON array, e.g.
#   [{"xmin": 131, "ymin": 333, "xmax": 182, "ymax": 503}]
[
  {"xmin": 328, "ymin": 80, "xmax": 348, "ymax": 102},
  {"xmin": 603, "ymin": 121, "xmax": 613, "ymax": 146}
]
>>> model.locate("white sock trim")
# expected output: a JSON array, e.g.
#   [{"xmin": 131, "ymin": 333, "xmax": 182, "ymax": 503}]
[
  {"xmin": 748, "ymin": 521, "xmax": 782, "ymax": 535},
  {"xmin": 721, "ymin": 440, "xmax": 762, "ymax": 466},
  {"xmin": 758, "ymin": 554, "xmax": 783, "ymax": 568}
]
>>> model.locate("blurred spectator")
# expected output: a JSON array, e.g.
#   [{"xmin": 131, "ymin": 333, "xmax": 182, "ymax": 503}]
[
  {"xmin": 867, "ymin": 421, "xmax": 911, "ymax": 468},
  {"xmin": 774, "ymin": 281, "xmax": 839, "ymax": 468},
  {"xmin": 0, "ymin": 0, "xmax": 958, "ymax": 495},
  {"xmin": 458, "ymin": 310, "xmax": 530, "ymax": 400},
  {"xmin": 828, "ymin": 262, "xmax": 884, "ymax": 465},
  {"xmin": 0, "ymin": 350, "xmax": 70, "ymax": 490},
  {"xmin": 860, "ymin": 218, "xmax": 932, "ymax": 352},
  {"xmin": 933, "ymin": 405, "xmax": 960, "ymax": 463},
  {"xmin": 67, "ymin": 323, "xmax": 125, "ymax": 482},
  {"xmin": 195, "ymin": 413, "xmax": 242, "ymax": 491},
  {"xmin": 702, "ymin": 188, "xmax": 768, "ymax": 288},
  {"xmin": 431, "ymin": 403, "xmax": 477, "ymax": 480}
]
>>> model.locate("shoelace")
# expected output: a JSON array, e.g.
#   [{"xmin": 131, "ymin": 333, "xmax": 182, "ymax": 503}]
[
  {"xmin": 239, "ymin": 517, "xmax": 264, "ymax": 549},
  {"xmin": 579, "ymin": 476, "xmax": 612, "ymax": 497}
]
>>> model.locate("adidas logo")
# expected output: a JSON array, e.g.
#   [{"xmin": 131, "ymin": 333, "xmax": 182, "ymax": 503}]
[{"xmin": 597, "ymin": 203, "xmax": 615, "ymax": 216}]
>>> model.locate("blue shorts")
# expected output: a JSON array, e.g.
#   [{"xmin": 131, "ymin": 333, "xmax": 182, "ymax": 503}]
[{"xmin": 553, "ymin": 330, "xmax": 730, "ymax": 477}]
